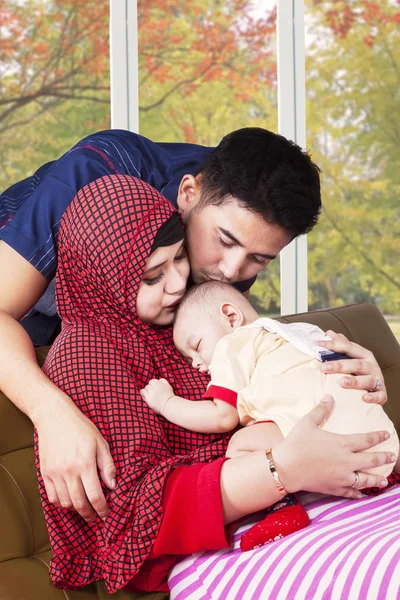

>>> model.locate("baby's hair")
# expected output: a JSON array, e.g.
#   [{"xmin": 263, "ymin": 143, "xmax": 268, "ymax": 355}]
[{"xmin": 174, "ymin": 280, "xmax": 244, "ymax": 324}]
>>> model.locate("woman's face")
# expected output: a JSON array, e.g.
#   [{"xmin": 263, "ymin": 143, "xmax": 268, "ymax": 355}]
[{"xmin": 136, "ymin": 240, "xmax": 190, "ymax": 326}]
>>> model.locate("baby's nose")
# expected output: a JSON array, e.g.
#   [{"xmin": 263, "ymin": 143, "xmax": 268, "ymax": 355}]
[{"xmin": 193, "ymin": 356, "xmax": 205, "ymax": 370}]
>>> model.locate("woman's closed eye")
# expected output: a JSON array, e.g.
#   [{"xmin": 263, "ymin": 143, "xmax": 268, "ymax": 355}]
[
  {"xmin": 175, "ymin": 247, "xmax": 187, "ymax": 261},
  {"xmin": 144, "ymin": 272, "xmax": 164, "ymax": 286}
]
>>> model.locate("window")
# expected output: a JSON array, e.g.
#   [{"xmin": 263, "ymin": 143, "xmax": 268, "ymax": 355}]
[
  {"xmin": 305, "ymin": 0, "xmax": 400, "ymax": 339},
  {"xmin": 137, "ymin": 0, "xmax": 280, "ymax": 316}
]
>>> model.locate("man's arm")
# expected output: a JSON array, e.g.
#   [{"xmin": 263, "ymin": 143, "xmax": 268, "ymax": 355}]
[
  {"xmin": 0, "ymin": 241, "xmax": 116, "ymax": 521},
  {"xmin": 140, "ymin": 378, "xmax": 239, "ymax": 433}
]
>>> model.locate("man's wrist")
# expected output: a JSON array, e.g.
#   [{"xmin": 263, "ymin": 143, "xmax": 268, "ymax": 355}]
[{"xmin": 30, "ymin": 379, "xmax": 75, "ymax": 427}]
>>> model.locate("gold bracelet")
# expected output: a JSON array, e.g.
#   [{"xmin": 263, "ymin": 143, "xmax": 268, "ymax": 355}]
[{"xmin": 266, "ymin": 449, "xmax": 287, "ymax": 497}]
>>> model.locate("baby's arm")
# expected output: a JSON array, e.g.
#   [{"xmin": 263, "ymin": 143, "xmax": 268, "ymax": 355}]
[{"xmin": 140, "ymin": 378, "xmax": 239, "ymax": 433}]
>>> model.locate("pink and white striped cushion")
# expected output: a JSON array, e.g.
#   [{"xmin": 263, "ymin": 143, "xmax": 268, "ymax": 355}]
[{"xmin": 169, "ymin": 486, "xmax": 400, "ymax": 600}]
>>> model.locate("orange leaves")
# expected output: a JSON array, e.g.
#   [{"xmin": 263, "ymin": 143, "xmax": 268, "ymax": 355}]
[
  {"xmin": 364, "ymin": 34, "xmax": 374, "ymax": 47},
  {"xmin": 153, "ymin": 64, "xmax": 175, "ymax": 84},
  {"xmin": 182, "ymin": 124, "xmax": 196, "ymax": 143},
  {"xmin": 322, "ymin": 1, "xmax": 400, "ymax": 46},
  {"xmin": 33, "ymin": 41, "xmax": 49, "ymax": 57},
  {"xmin": 234, "ymin": 92, "xmax": 251, "ymax": 102},
  {"xmin": 203, "ymin": 65, "xmax": 223, "ymax": 82},
  {"xmin": 137, "ymin": 0, "xmax": 278, "ymax": 115},
  {"xmin": 325, "ymin": 7, "xmax": 356, "ymax": 39}
]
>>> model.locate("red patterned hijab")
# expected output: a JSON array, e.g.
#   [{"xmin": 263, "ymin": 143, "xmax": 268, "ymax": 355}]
[{"xmin": 36, "ymin": 175, "xmax": 229, "ymax": 593}]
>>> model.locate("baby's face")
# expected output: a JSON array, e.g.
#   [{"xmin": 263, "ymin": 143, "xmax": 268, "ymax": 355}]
[{"xmin": 174, "ymin": 307, "xmax": 230, "ymax": 372}]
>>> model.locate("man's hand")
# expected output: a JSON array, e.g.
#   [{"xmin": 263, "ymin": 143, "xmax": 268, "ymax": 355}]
[
  {"xmin": 140, "ymin": 378, "xmax": 175, "ymax": 416},
  {"xmin": 36, "ymin": 399, "xmax": 116, "ymax": 522},
  {"xmin": 318, "ymin": 330, "xmax": 387, "ymax": 405}
]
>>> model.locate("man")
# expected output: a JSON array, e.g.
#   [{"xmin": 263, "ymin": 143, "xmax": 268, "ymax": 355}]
[
  {"xmin": 0, "ymin": 127, "xmax": 320, "ymax": 345},
  {"xmin": 0, "ymin": 127, "xmax": 386, "ymax": 523}
]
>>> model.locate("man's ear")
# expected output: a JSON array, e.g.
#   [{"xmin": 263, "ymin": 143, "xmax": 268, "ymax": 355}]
[
  {"xmin": 177, "ymin": 174, "xmax": 201, "ymax": 212},
  {"xmin": 220, "ymin": 302, "xmax": 244, "ymax": 329}
]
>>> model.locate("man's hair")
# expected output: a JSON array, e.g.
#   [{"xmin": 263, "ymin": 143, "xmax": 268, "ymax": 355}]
[
  {"xmin": 174, "ymin": 281, "xmax": 242, "ymax": 325},
  {"xmin": 196, "ymin": 127, "xmax": 321, "ymax": 237}
]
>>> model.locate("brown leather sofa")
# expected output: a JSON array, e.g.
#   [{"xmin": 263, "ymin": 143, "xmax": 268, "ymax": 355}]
[{"xmin": 1, "ymin": 302, "xmax": 399, "ymax": 600}]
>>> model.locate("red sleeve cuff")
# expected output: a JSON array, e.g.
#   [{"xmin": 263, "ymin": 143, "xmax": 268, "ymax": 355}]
[
  {"xmin": 203, "ymin": 384, "xmax": 238, "ymax": 407},
  {"xmin": 151, "ymin": 457, "xmax": 230, "ymax": 557},
  {"xmin": 128, "ymin": 458, "xmax": 231, "ymax": 593}
]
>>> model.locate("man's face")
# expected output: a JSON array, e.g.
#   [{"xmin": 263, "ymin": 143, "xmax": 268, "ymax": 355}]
[{"xmin": 177, "ymin": 176, "xmax": 292, "ymax": 284}]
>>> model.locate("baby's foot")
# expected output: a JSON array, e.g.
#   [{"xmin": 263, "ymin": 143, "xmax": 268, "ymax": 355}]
[{"xmin": 240, "ymin": 493, "xmax": 309, "ymax": 552}]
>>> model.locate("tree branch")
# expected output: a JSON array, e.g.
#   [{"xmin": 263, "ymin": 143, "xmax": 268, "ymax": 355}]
[{"xmin": 322, "ymin": 206, "xmax": 400, "ymax": 291}]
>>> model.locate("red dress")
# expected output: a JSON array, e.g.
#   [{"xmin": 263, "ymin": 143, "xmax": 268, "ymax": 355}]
[{"xmin": 35, "ymin": 174, "xmax": 231, "ymax": 593}]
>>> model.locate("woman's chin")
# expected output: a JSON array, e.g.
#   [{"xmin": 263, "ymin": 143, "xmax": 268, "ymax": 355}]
[{"xmin": 152, "ymin": 314, "xmax": 175, "ymax": 328}]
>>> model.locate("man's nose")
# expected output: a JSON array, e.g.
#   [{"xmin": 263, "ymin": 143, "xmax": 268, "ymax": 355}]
[{"xmin": 219, "ymin": 252, "xmax": 244, "ymax": 281}]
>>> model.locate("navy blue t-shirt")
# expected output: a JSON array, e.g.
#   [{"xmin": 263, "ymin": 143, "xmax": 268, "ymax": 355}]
[{"xmin": 0, "ymin": 130, "xmax": 256, "ymax": 345}]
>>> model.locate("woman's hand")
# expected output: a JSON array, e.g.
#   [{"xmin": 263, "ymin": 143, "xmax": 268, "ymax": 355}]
[
  {"xmin": 318, "ymin": 330, "xmax": 387, "ymax": 405},
  {"xmin": 35, "ymin": 395, "xmax": 116, "ymax": 522},
  {"xmin": 272, "ymin": 395, "xmax": 396, "ymax": 499}
]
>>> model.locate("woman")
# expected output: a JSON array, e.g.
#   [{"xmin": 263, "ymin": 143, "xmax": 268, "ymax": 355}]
[{"xmin": 36, "ymin": 174, "xmax": 394, "ymax": 594}]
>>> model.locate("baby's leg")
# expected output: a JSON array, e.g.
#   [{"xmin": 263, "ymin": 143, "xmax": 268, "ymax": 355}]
[
  {"xmin": 226, "ymin": 423, "xmax": 309, "ymax": 551},
  {"xmin": 226, "ymin": 422, "xmax": 284, "ymax": 458}
]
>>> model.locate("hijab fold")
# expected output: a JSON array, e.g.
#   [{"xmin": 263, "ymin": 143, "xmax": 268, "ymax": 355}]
[{"xmin": 35, "ymin": 175, "xmax": 229, "ymax": 593}]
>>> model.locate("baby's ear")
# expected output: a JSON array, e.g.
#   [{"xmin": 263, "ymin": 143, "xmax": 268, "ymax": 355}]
[{"xmin": 220, "ymin": 302, "xmax": 244, "ymax": 329}]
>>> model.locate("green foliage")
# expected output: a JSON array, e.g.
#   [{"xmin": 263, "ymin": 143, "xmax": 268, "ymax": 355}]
[{"xmin": 305, "ymin": 0, "xmax": 400, "ymax": 313}]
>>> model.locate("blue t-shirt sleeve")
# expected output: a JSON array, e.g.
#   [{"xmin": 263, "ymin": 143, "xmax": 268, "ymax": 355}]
[{"xmin": 0, "ymin": 147, "xmax": 117, "ymax": 281}]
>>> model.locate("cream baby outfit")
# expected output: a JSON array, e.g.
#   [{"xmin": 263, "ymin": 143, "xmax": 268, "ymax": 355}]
[{"xmin": 203, "ymin": 319, "xmax": 398, "ymax": 477}]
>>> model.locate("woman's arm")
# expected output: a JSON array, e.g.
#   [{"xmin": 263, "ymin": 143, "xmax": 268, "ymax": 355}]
[
  {"xmin": 318, "ymin": 330, "xmax": 387, "ymax": 405},
  {"xmin": 140, "ymin": 378, "xmax": 239, "ymax": 433},
  {"xmin": 0, "ymin": 241, "xmax": 116, "ymax": 521}
]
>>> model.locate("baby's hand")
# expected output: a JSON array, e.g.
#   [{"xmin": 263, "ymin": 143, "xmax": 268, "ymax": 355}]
[{"xmin": 140, "ymin": 378, "xmax": 174, "ymax": 416}]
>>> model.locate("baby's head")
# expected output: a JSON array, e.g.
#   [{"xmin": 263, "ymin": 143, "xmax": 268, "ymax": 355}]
[{"xmin": 173, "ymin": 281, "xmax": 258, "ymax": 372}]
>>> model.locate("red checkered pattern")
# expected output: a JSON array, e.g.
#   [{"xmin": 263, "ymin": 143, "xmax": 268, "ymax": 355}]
[{"xmin": 35, "ymin": 175, "xmax": 230, "ymax": 593}]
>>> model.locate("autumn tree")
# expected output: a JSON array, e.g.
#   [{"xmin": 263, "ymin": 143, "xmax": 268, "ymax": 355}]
[
  {"xmin": 137, "ymin": 0, "xmax": 278, "ymax": 145},
  {"xmin": 1, "ymin": 0, "xmax": 278, "ymax": 189},
  {"xmin": 1, "ymin": 0, "xmax": 110, "ymax": 187},
  {"xmin": 306, "ymin": 0, "xmax": 400, "ymax": 313}
]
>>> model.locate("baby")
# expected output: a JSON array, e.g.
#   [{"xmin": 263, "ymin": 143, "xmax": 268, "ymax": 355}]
[{"xmin": 141, "ymin": 281, "xmax": 399, "ymax": 550}]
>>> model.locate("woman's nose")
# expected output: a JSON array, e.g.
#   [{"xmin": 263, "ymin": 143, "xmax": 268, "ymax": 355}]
[{"xmin": 166, "ymin": 265, "xmax": 187, "ymax": 295}]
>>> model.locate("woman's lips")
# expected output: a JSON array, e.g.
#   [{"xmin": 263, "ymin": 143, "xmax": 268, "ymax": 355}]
[{"xmin": 166, "ymin": 297, "xmax": 183, "ymax": 309}]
